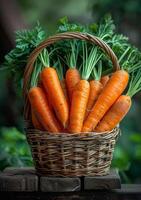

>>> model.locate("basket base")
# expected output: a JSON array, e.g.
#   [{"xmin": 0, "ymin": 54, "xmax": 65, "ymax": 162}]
[
  {"xmin": 35, "ymin": 167, "xmax": 111, "ymax": 177},
  {"xmin": 26, "ymin": 126, "xmax": 120, "ymax": 177}
]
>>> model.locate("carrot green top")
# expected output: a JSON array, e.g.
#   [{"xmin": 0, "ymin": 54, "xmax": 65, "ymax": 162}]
[
  {"xmin": 119, "ymin": 46, "xmax": 141, "ymax": 73},
  {"xmin": 66, "ymin": 41, "xmax": 79, "ymax": 69},
  {"xmin": 91, "ymin": 60, "xmax": 102, "ymax": 81},
  {"xmin": 127, "ymin": 69, "xmax": 141, "ymax": 98},
  {"xmin": 39, "ymin": 48, "xmax": 50, "ymax": 67},
  {"xmin": 54, "ymin": 59, "xmax": 64, "ymax": 81},
  {"xmin": 30, "ymin": 48, "xmax": 57, "ymax": 88},
  {"xmin": 81, "ymin": 42, "xmax": 102, "ymax": 80},
  {"xmin": 30, "ymin": 60, "xmax": 43, "ymax": 88}
]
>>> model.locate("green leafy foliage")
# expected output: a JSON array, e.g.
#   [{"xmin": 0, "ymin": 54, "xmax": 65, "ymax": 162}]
[
  {"xmin": 89, "ymin": 15, "xmax": 115, "ymax": 41},
  {"xmin": 0, "ymin": 127, "xmax": 32, "ymax": 170},
  {"xmin": 57, "ymin": 16, "xmax": 86, "ymax": 33},
  {"xmin": 56, "ymin": 15, "xmax": 141, "ymax": 78},
  {"xmin": 127, "ymin": 69, "xmax": 141, "ymax": 97},
  {"xmin": 2, "ymin": 23, "xmax": 46, "ymax": 88},
  {"xmin": 3, "ymin": 15, "xmax": 141, "ymax": 90}
]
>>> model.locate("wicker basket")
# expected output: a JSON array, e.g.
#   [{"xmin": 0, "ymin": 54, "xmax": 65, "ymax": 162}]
[{"xmin": 23, "ymin": 32, "xmax": 120, "ymax": 177}]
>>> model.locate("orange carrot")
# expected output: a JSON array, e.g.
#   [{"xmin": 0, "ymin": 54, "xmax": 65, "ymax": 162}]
[
  {"xmin": 31, "ymin": 109, "xmax": 44, "ymax": 130},
  {"xmin": 100, "ymin": 75, "xmax": 109, "ymax": 87},
  {"xmin": 54, "ymin": 59, "xmax": 69, "ymax": 105},
  {"xmin": 95, "ymin": 95, "xmax": 131, "ymax": 132},
  {"xmin": 66, "ymin": 68, "xmax": 80, "ymax": 101},
  {"xmin": 65, "ymin": 41, "xmax": 80, "ymax": 102},
  {"xmin": 41, "ymin": 67, "xmax": 69, "ymax": 127},
  {"xmin": 85, "ymin": 60, "xmax": 103, "ymax": 119},
  {"xmin": 82, "ymin": 70, "xmax": 129, "ymax": 132},
  {"xmin": 95, "ymin": 69, "xmax": 141, "ymax": 132},
  {"xmin": 29, "ymin": 87, "xmax": 62, "ymax": 132},
  {"xmin": 85, "ymin": 80, "xmax": 103, "ymax": 119},
  {"xmin": 61, "ymin": 78, "xmax": 69, "ymax": 105},
  {"xmin": 69, "ymin": 42, "xmax": 102, "ymax": 133},
  {"xmin": 69, "ymin": 80, "xmax": 90, "ymax": 133},
  {"xmin": 41, "ymin": 82, "xmax": 53, "ymax": 111}
]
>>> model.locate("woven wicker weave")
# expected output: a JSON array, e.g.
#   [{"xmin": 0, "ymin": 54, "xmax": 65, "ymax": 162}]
[{"xmin": 24, "ymin": 32, "xmax": 120, "ymax": 177}]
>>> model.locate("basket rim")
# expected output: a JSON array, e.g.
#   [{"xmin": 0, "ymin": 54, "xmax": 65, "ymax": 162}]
[{"xmin": 25, "ymin": 124, "xmax": 120, "ymax": 141}]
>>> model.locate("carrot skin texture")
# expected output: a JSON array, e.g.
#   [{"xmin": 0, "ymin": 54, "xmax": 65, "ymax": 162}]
[
  {"xmin": 69, "ymin": 80, "xmax": 90, "ymax": 133},
  {"xmin": 85, "ymin": 80, "xmax": 103, "ymax": 119},
  {"xmin": 82, "ymin": 70, "xmax": 129, "ymax": 132},
  {"xmin": 31, "ymin": 109, "xmax": 44, "ymax": 130},
  {"xmin": 29, "ymin": 87, "xmax": 61, "ymax": 132},
  {"xmin": 61, "ymin": 78, "xmax": 69, "ymax": 105},
  {"xmin": 95, "ymin": 95, "xmax": 131, "ymax": 132},
  {"xmin": 41, "ymin": 68, "xmax": 69, "ymax": 127},
  {"xmin": 66, "ymin": 68, "xmax": 80, "ymax": 101},
  {"xmin": 100, "ymin": 75, "xmax": 109, "ymax": 87},
  {"xmin": 41, "ymin": 83, "xmax": 53, "ymax": 111}
]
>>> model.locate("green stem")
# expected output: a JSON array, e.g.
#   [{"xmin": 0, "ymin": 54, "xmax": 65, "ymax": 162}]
[
  {"xmin": 39, "ymin": 48, "xmax": 50, "ymax": 67},
  {"xmin": 127, "ymin": 70, "xmax": 141, "ymax": 97},
  {"xmin": 129, "ymin": 63, "xmax": 141, "ymax": 73},
  {"xmin": 66, "ymin": 41, "xmax": 79, "ymax": 68},
  {"xmin": 30, "ymin": 60, "xmax": 42, "ymax": 88},
  {"xmin": 81, "ymin": 42, "xmax": 102, "ymax": 80},
  {"xmin": 54, "ymin": 59, "xmax": 64, "ymax": 80},
  {"xmin": 102, "ymin": 68, "xmax": 113, "ymax": 76},
  {"xmin": 119, "ymin": 46, "xmax": 131, "ymax": 65},
  {"xmin": 39, "ymin": 47, "xmax": 59, "ymax": 67},
  {"xmin": 91, "ymin": 60, "xmax": 102, "ymax": 81}
]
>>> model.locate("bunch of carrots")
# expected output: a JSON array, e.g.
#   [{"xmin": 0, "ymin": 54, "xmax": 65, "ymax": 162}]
[
  {"xmin": 29, "ymin": 40, "xmax": 141, "ymax": 134},
  {"xmin": 2, "ymin": 16, "xmax": 141, "ymax": 134}
]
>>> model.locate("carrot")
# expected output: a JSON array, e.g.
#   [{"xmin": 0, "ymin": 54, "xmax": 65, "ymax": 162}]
[
  {"xmin": 66, "ymin": 68, "xmax": 80, "ymax": 100},
  {"xmin": 31, "ymin": 109, "xmax": 44, "ymax": 130},
  {"xmin": 69, "ymin": 42, "xmax": 101, "ymax": 133},
  {"xmin": 85, "ymin": 80, "xmax": 103, "ymax": 119},
  {"xmin": 95, "ymin": 95, "xmax": 131, "ymax": 132},
  {"xmin": 95, "ymin": 69, "xmax": 141, "ymax": 132},
  {"xmin": 41, "ymin": 68, "xmax": 69, "ymax": 127},
  {"xmin": 37, "ymin": 77, "xmax": 54, "ymax": 112},
  {"xmin": 85, "ymin": 61, "xmax": 103, "ymax": 119},
  {"xmin": 61, "ymin": 78, "xmax": 69, "ymax": 104},
  {"xmin": 29, "ymin": 87, "xmax": 62, "ymax": 132},
  {"xmin": 69, "ymin": 80, "xmax": 90, "ymax": 132},
  {"xmin": 54, "ymin": 60, "xmax": 69, "ymax": 105},
  {"xmin": 40, "ymin": 49, "xmax": 69, "ymax": 127},
  {"xmin": 82, "ymin": 70, "xmax": 129, "ymax": 132},
  {"xmin": 65, "ymin": 41, "xmax": 80, "ymax": 102},
  {"xmin": 100, "ymin": 75, "xmax": 109, "ymax": 87}
]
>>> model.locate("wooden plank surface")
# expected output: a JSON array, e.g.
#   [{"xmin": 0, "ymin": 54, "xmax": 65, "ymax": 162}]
[
  {"xmin": 0, "ymin": 174, "xmax": 25, "ymax": 192},
  {"xmin": 4, "ymin": 167, "xmax": 36, "ymax": 175},
  {"xmin": 84, "ymin": 169, "xmax": 121, "ymax": 190},
  {"xmin": 0, "ymin": 167, "xmax": 38, "ymax": 192},
  {"xmin": 40, "ymin": 176, "xmax": 81, "ymax": 192},
  {"xmin": 0, "ymin": 167, "xmax": 122, "ymax": 192}
]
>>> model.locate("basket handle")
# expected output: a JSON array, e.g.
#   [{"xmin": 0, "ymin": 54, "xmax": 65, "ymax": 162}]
[{"xmin": 23, "ymin": 32, "xmax": 120, "ymax": 119}]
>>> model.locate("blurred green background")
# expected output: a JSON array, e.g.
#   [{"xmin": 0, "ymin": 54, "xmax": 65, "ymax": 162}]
[{"xmin": 0, "ymin": 0, "xmax": 141, "ymax": 183}]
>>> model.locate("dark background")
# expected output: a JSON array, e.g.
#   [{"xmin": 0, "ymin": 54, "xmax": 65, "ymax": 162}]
[{"xmin": 0, "ymin": 0, "xmax": 141, "ymax": 183}]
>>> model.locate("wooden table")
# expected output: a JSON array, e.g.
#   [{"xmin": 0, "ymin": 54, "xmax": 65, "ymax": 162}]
[{"xmin": 0, "ymin": 167, "xmax": 141, "ymax": 199}]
